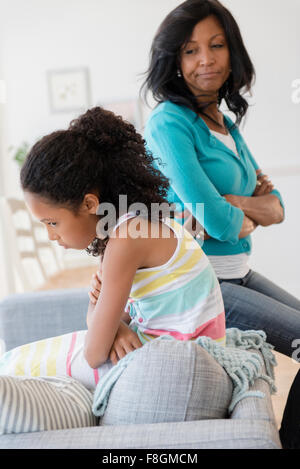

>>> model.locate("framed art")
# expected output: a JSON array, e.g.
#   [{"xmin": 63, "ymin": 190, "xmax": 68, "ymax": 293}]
[{"xmin": 47, "ymin": 67, "xmax": 91, "ymax": 113}]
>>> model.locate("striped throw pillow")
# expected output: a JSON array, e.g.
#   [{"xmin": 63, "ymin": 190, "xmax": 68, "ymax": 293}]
[
  {"xmin": 0, "ymin": 375, "xmax": 98, "ymax": 434},
  {"xmin": 0, "ymin": 330, "xmax": 113, "ymax": 390}
]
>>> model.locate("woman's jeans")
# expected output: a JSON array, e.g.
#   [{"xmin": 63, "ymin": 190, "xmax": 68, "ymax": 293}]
[{"xmin": 219, "ymin": 270, "xmax": 300, "ymax": 449}]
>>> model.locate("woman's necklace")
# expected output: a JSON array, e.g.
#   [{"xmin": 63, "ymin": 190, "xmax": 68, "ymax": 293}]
[{"xmin": 206, "ymin": 115, "xmax": 228, "ymax": 135}]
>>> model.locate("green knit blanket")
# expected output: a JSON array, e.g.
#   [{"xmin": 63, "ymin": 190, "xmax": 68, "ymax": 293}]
[{"xmin": 92, "ymin": 328, "xmax": 277, "ymax": 417}]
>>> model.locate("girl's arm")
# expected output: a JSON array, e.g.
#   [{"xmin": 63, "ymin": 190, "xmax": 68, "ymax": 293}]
[
  {"xmin": 84, "ymin": 228, "xmax": 144, "ymax": 369},
  {"xmin": 87, "ymin": 268, "xmax": 131, "ymax": 327}
]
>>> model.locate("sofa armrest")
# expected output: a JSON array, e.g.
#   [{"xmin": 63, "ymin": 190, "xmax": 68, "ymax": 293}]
[
  {"xmin": 230, "ymin": 350, "xmax": 278, "ymax": 428},
  {"xmin": 0, "ymin": 288, "xmax": 89, "ymax": 352},
  {"xmin": 0, "ymin": 418, "xmax": 282, "ymax": 449}
]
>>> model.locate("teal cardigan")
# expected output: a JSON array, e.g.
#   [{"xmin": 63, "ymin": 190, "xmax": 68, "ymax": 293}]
[{"xmin": 144, "ymin": 101, "xmax": 284, "ymax": 256}]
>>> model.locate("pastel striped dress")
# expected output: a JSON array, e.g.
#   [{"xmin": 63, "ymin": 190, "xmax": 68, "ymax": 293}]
[{"xmin": 120, "ymin": 213, "xmax": 226, "ymax": 346}]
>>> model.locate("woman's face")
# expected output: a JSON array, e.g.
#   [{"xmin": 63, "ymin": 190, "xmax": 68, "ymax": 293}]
[
  {"xmin": 24, "ymin": 192, "xmax": 99, "ymax": 250},
  {"xmin": 180, "ymin": 15, "xmax": 231, "ymax": 98}
]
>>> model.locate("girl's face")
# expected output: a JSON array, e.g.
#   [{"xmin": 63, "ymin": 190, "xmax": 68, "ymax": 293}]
[
  {"xmin": 24, "ymin": 192, "xmax": 99, "ymax": 250},
  {"xmin": 180, "ymin": 15, "xmax": 231, "ymax": 99}
]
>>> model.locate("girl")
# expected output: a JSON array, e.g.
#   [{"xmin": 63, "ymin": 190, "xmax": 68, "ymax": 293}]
[{"xmin": 0, "ymin": 106, "xmax": 225, "ymax": 389}]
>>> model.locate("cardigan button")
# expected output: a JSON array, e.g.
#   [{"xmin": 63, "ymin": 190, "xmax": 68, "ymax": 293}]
[{"xmin": 138, "ymin": 318, "xmax": 143, "ymax": 323}]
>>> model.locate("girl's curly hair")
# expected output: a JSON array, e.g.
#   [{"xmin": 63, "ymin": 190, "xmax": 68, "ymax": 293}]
[{"xmin": 20, "ymin": 106, "xmax": 171, "ymax": 257}]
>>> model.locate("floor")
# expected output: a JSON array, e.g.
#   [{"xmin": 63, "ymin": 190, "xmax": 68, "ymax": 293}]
[
  {"xmin": 39, "ymin": 265, "xmax": 300, "ymax": 430},
  {"xmin": 272, "ymin": 352, "xmax": 299, "ymax": 428},
  {"xmin": 36, "ymin": 265, "xmax": 97, "ymax": 291}
]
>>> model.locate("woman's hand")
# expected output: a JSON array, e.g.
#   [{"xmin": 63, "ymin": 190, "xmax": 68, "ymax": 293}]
[
  {"xmin": 109, "ymin": 321, "xmax": 142, "ymax": 365},
  {"xmin": 224, "ymin": 194, "xmax": 242, "ymax": 209},
  {"xmin": 181, "ymin": 209, "xmax": 211, "ymax": 240},
  {"xmin": 239, "ymin": 215, "xmax": 258, "ymax": 238},
  {"xmin": 86, "ymin": 266, "xmax": 102, "ymax": 328},
  {"xmin": 223, "ymin": 195, "xmax": 258, "ymax": 237},
  {"xmin": 253, "ymin": 169, "xmax": 274, "ymax": 197},
  {"xmin": 224, "ymin": 169, "xmax": 274, "ymax": 207},
  {"xmin": 89, "ymin": 268, "xmax": 102, "ymax": 305}
]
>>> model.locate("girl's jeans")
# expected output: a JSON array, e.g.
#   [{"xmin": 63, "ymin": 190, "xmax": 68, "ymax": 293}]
[{"xmin": 219, "ymin": 270, "xmax": 300, "ymax": 449}]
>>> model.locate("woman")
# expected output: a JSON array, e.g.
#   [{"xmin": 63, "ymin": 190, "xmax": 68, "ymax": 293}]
[{"xmin": 142, "ymin": 0, "xmax": 300, "ymax": 448}]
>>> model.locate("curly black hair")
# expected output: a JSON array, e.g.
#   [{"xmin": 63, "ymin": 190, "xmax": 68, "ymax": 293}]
[
  {"xmin": 141, "ymin": 0, "xmax": 255, "ymax": 128},
  {"xmin": 20, "ymin": 106, "xmax": 171, "ymax": 257}
]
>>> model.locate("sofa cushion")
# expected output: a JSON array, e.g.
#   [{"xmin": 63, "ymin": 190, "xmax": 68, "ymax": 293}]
[
  {"xmin": 0, "ymin": 375, "xmax": 97, "ymax": 435},
  {"xmin": 0, "ymin": 288, "xmax": 89, "ymax": 352},
  {"xmin": 100, "ymin": 338, "xmax": 233, "ymax": 425}
]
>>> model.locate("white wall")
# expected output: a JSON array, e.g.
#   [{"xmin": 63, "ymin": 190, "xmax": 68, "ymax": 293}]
[
  {"xmin": 0, "ymin": 15, "xmax": 10, "ymax": 297},
  {"xmin": 1, "ymin": 0, "xmax": 299, "ymax": 189},
  {"xmin": 220, "ymin": 0, "xmax": 300, "ymax": 298},
  {"xmin": 1, "ymin": 0, "xmax": 181, "ymax": 197},
  {"xmin": 222, "ymin": 0, "xmax": 300, "ymax": 169},
  {"xmin": 0, "ymin": 0, "xmax": 299, "ymax": 299}
]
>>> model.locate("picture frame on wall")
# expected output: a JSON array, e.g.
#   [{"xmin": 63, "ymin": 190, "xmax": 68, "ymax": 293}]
[{"xmin": 47, "ymin": 67, "xmax": 91, "ymax": 113}]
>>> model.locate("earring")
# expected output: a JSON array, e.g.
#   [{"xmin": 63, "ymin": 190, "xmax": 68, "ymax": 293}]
[{"xmin": 177, "ymin": 69, "xmax": 182, "ymax": 78}]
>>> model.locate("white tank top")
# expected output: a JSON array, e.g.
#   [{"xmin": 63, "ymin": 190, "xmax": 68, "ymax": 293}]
[
  {"xmin": 210, "ymin": 129, "xmax": 240, "ymax": 158},
  {"xmin": 208, "ymin": 130, "xmax": 250, "ymax": 279}
]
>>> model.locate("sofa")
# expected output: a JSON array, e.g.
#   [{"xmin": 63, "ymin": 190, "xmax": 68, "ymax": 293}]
[{"xmin": 0, "ymin": 287, "xmax": 282, "ymax": 449}]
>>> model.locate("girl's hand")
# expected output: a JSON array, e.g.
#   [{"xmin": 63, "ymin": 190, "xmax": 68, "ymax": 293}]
[
  {"xmin": 89, "ymin": 268, "xmax": 102, "ymax": 305},
  {"xmin": 109, "ymin": 322, "xmax": 142, "ymax": 365},
  {"xmin": 253, "ymin": 169, "xmax": 274, "ymax": 197}
]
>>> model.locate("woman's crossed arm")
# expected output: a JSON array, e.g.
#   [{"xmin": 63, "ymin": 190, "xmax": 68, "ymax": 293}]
[{"xmin": 224, "ymin": 170, "xmax": 284, "ymax": 227}]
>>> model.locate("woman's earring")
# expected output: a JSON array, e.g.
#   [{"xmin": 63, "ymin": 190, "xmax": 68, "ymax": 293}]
[{"xmin": 177, "ymin": 69, "xmax": 182, "ymax": 78}]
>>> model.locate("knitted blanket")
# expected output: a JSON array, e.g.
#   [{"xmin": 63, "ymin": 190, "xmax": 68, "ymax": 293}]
[{"xmin": 92, "ymin": 328, "xmax": 277, "ymax": 417}]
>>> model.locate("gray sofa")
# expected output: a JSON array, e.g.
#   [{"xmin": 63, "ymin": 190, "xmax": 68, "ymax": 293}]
[{"xmin": 0, "ymin": 288, "xmax": 282, "ymax": 449}]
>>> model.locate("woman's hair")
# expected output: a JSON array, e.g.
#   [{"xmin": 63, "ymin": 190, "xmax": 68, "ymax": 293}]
[
  {"xmin": 20, "ymin": 106, "xmax": 171, "ymax": 257},
  {"xmin": 142, "ymin": 0, "xmax": 255, "ymax": 127}
]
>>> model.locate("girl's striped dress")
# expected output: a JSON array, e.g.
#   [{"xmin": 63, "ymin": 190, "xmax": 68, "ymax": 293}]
[{"xmin": 119, "ymin": 212, "xmax": 226, "ymax": 346}]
